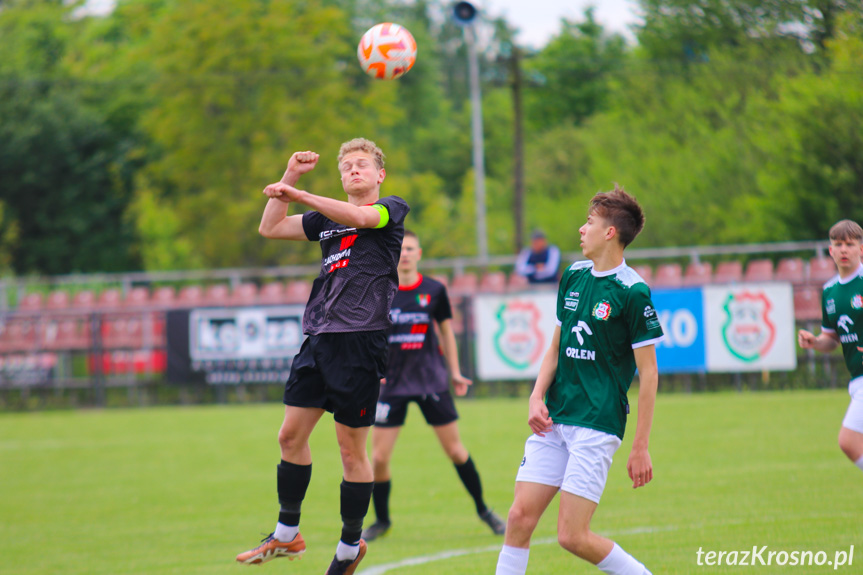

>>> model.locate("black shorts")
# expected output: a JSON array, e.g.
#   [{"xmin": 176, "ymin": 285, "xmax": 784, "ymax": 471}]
[
  {"xmin": 284, "ymin": 330, "xmax": 388, "ymax": 428},
  {"xmin": 374, "ymin": 390, "xmax": 459, "ymax": 428}
]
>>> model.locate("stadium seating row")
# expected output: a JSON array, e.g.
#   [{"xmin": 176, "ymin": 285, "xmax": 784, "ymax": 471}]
[
  {"xmin": 0, "ymin": 284, "xmax": 827, "ymax": 355},
  {"xmin": 14, "ymin": 281, "xmax": 314, "ymax": 311},
  {"xmin": 8, "ymin": 256, "xmax": 836, "ymax": 314},
  {"xmin": 0, "ymin": 312, "xmax": 165, "ymax": 353},
  {"xmin": 633, "ymin": 256, "xmax": 835, "ymax": 289}
]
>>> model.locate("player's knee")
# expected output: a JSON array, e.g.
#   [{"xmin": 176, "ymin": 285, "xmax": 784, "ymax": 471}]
[
  {"xmin": 277, "ymin": 428, "xmax": 301, "ymax": 453},
  {"xmin": 506, "ymin": 501, "xmax": 538, "ymax": 532},
  {"xmin": 838, "ymin": 432, "xmax": 860, "ymax": 459},
  {"xmin": 371, "ymin": 452, "xmax": 391, "ymax": 474},
  {"xmin": 557, "ymin": 530, "xmax": 591, "ymax": 558},
  {"xmin": 339, "ymin": 444, "xmax": 368, "ymax": 472}
]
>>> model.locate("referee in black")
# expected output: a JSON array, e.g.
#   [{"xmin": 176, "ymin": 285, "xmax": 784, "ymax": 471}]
[{"xmin": 235, "ymin": 138, "xmax": 409, "ymax": 575}]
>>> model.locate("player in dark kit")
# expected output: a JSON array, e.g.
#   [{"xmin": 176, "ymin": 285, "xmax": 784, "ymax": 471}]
[
  {"xmin": 235, "ymin": 138, "xmax": 409, "ymax": 575},
  {"xmin": 361, "ymin": 231, "xmax": 506, "ymax": 542}
]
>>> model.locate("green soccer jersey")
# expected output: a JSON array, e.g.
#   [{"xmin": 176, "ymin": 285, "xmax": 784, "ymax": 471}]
[
  {"xmin": 821, "ymin": 264, "xmax": 863, "ymax": 387},
  {"xmin": 547, "ymin": 260, "xmax": 665, "ymax": 439}
]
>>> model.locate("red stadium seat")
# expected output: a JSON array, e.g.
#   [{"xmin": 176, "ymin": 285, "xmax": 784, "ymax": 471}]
[
  {"xmin": 630, "ymin": 264, "xmax": 653, "ymax": 286},
  {"xmin": 232, "ymin": 283, "xmax": 258, "ymax": 306},
  {"xmin": 124, "ymin": 287, "xmax": 150, "ymax": 308},
  {"xmin": 0, "ymin": 319, "xmax": 40, "ymax": 352},
  {"xmin": 507, "ymin": 271, "xmax": 530, "ymax": 292},
  {"xmin": 177, "ymin": 285, "xmax": 204, "ymax": 306},
  {"xmin": 744, "ymin": 259, "xmax": 774, "ymax": 283},
  {"xmin": 479, "ymin": 271, "xmax": 506, "ymax": 293},
  {"xmin": 713, "ymin": 261, "xmax": 743, "ymax": 284},
  {"xmin": 450, "ymin": 272, "xmax": 479, "ymax": 295},
  {"xmin": 151, "ymin": 286, "xmax": 177, "ymax": 307},
  {"xmin": 258, "ymin": 282, "xmax": 286, "ymax": 305},
  {"xmin": 18, "ymin": 293, "xmax": 43, "ymax": 311},
  {"xmin": 204, "ymin": 284, "xmax": 230, "ymax": 305},
  {"xmin": 808, "ymin": 256, "xmax": 836, "ymax": 285},
  {"xmin": 97, "ymin": 288, "xmax": 123, "ymax": 309},
  {"xmin": 774, "ymin": 257, "xmax": 805, "ymax": 284},
  {"xmin": 285, "ymin": 280, "xmax": 312, "ymax": 304},
  {"xmin": 793, "ymin": 286, "xmax": 822, "ymax": 322},
  {"xmin": 682, "ymin": 262, "xmax": 713, "ymax": 287},
  {"xmin": 652, "ymin": 264, "xmax": 683, "ymax": 289},
  {"xmin": 46, "ymin": 290, "xmax": 70, "ymax": 310},
  {"xmin": 72, "ymin": 290, "xmax": 96, "ymax": 309},
  {"xmin": 43, "ymin": 318, "xmax": 89, "ymax": 350}
]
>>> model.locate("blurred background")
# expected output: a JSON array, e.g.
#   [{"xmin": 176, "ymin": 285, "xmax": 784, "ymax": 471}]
[{"xmin": 1, "ymin": 0, "xmax": 861, "ymax": 407}]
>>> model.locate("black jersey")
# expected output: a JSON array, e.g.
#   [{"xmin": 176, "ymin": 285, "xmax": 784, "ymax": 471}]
[
  {"xmin": 383, "ymin": 274, "xmax": 453, "ymax": 397},
  {"xmin": 301, "ymin": 195, "xmax": 409, "ymax": 335}
]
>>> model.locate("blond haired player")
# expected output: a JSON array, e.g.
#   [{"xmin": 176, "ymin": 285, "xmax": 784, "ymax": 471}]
[{"xmin": 235, "ymin": 138, "xmax": 409, "ymax": 575}]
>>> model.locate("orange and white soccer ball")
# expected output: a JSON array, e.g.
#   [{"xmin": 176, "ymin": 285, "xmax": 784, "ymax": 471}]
[{"xmin": 357, "ymin": 23, "xmax": 417, "ymax": 80}]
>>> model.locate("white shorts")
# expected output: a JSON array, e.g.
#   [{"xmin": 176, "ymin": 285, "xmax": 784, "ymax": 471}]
[
  {"xmin": 515, "ymin": 424, "xmax": 621, "ymax": 504},
  {"xmin": 842, "ymin": 391, "xmax": 863, "ymax": 434}
]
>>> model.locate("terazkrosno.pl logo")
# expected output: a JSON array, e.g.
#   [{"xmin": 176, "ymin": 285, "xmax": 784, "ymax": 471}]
[
  {"xmin": 493, "ymin": 301, "xmax": 545, "ymax": 370},
  {"xmin": 721, "ymin": 291, "xmax": 776, "ymax": 362}
]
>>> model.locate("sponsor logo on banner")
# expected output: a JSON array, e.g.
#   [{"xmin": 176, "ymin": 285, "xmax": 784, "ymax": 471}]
[
  {"xmin": 721, "ymin": 292, "xmax": 776, "ymax": 362},
  {"xmin": 493, "ymin": 301, "xmax": 545, "ymax": 369}
]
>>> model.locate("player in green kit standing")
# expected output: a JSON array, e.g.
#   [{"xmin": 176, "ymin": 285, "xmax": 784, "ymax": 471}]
[
  {"xmin": 798, "ymin": 219, "xmax": 863, "ymax": 472},
  {"xmin": 495, "ymin": 185, "xmax": 664, "ymax": 575}
]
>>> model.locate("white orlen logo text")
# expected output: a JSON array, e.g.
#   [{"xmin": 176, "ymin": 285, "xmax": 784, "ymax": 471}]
[
  {"xmin": 838, "ymin": 314, "xmax": 859, "ymax": 344},
  {"xmin": 566, "ymin": 321, "xmax": 596, "ymax": 361}
]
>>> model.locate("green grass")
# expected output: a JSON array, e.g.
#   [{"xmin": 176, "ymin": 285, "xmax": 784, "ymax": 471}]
[{"xmin": 1, "ymin": 390, "xmax": 862, "ymax": 574}]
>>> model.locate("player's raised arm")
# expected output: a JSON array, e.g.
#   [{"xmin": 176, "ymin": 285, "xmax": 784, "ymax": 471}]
[
  {"xmin": 258, "ymin": 189, "xmax": 307, "ymax": 240},
  {"xmin": 273, "ymin": 186, "xmax": 385, "ymax": 230},
  {"xmin": 628, "ymin": 344, "xmax": 658, "ymax": 489},
  {"xmin": 258, "ymin": 151, "xmax": 321, "ymax": 241}
]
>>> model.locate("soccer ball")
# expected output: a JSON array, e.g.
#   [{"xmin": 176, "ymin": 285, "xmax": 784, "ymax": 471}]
[{"xmin": 357, "ymin": 23, "xmax": 417, "ymax": 80}]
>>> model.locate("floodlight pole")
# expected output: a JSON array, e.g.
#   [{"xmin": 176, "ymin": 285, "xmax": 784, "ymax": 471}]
[{"xmin": 458, "ymin": 9, "xmax": 488, "ymax": 264}]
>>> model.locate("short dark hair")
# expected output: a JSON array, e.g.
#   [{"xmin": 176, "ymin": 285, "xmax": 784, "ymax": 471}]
[
  {"xmin": 588, "ymin": 184, "xmax": 645, "ymax": 248},
  {"xmin": 829, "ymin": 220, "xmax": 863, "ymax": 243},
  {"xmin": 404, "ymin": 229, "xmax": 418, "ymax": 241}
]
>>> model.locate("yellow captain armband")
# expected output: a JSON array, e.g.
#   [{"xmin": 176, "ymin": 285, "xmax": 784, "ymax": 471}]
[{"xmin": 372, "ymin": 203, "xmax": 390, "ymax": 229}]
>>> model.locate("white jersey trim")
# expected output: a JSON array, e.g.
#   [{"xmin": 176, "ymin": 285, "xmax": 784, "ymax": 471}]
[
  {"xmin": 823, "ymin": 263, "xmax": 863, "ymax": 289},
  {"xmin": 632, "ymin": 335, "xmax": 664, "ymax": 350}
]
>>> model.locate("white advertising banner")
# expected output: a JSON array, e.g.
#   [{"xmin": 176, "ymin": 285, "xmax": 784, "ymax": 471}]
[
  {"xmin": 473, "ymin": 292, "xmax": 558, "ymax": 381},
  {"xmin": 704, "ymin": 283, "xmax": 797, "ymax": 372}
]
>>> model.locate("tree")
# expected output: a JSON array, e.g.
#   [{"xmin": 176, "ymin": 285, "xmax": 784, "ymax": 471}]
[{"xmin": 523, "ymin": 8, "xmax": 628, "ymax": 132}]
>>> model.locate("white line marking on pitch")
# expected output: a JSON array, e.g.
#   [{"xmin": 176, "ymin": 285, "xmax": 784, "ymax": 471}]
[{"xmin": 356, "ymin": 525, "xmax": 677, "ymax": 575}]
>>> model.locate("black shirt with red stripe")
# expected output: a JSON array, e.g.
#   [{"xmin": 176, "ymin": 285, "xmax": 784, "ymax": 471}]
[
  {"xmin": 383, "ymin": 274, "xmax": 452, "ymax": 397},
  {"xmin": 301, "ymin": 195, "xmax": 409, "ymax": 335}
]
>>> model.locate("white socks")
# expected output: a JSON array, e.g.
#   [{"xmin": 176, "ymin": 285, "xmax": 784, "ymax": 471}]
[
  {"xmin": 336, "ymin": 540, "xmax": 360, "ymax": 561},
  {"xmin": 855, "ymin": 455, "xmax": 863, "ymax": 472},
  {"xmin": 495, "ymin": 545, "xmax": 530, "ymax": 575},
  {"xmin": 273, "ymin": 522, "xmax": 298, "ymax": 542},
  {"xmin": 597, "ymin": 543, "xmax": 651, "ymax": 575}
]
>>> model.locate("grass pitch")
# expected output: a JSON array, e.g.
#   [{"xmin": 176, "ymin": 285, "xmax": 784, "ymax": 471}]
[{"xmin": 1, "ymin": 390, "xmax": 861, "ymax": 574}]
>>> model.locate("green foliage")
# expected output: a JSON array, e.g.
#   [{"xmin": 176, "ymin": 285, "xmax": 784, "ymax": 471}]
[
  {"xmin": 524, "ymin": 8, "xmax": 628, "ymax": 132},
  {"xmin": 2, "ymin": 0, "xmax": 863, "ymax": 274}
]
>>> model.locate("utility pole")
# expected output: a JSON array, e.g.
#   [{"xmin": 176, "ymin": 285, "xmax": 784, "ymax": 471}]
[
  {"xmin": 511, "ymin": 43, "xmax": 525, "ymax": 253},
  {"xmin": 454, "ymin": 2, "xmax": 488, "ymax": 263}
]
